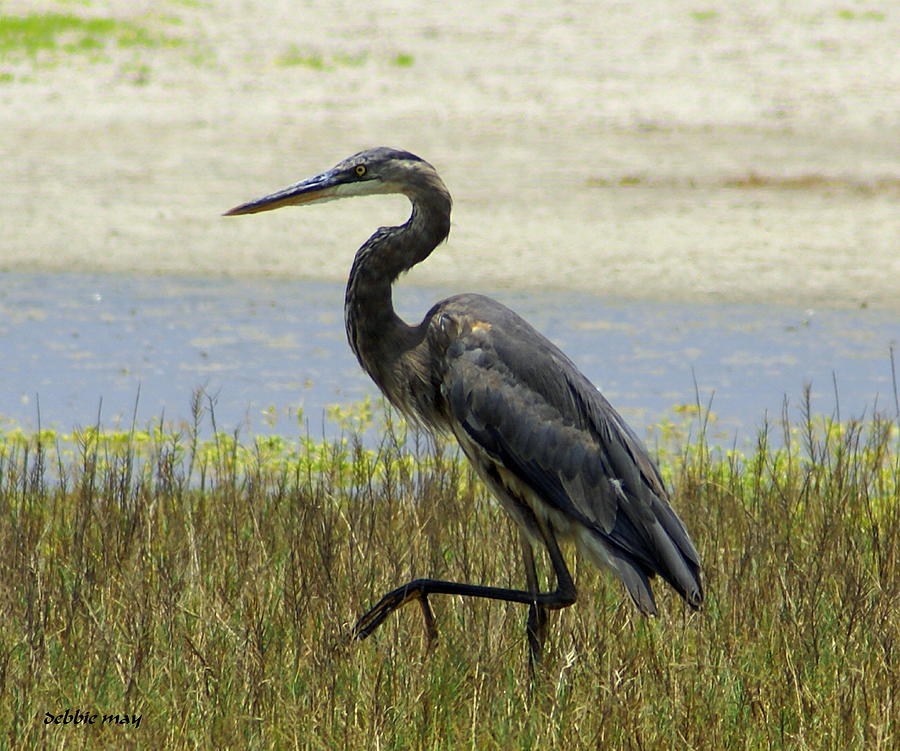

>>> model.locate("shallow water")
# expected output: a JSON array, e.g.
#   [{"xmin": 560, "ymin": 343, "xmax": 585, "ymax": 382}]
[{"xmin": 1, "ymin": 271, "xmax": 897, "ymax": 447}]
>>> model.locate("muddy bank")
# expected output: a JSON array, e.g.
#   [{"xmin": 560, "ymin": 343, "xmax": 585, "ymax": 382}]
[{"xmin": 1, "ymin": 1, "xmax": 898, "ymax": 309}]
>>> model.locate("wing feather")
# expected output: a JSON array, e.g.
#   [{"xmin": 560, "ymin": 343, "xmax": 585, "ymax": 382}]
[{"xmin": 434, "ymin": 294, "xmax": 703, "ymax": 611}]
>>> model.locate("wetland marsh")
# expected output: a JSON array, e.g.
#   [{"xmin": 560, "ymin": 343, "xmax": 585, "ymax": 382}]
[{"xmin": 2, "ymin": 2, "xmax": 899, "ymax": 748}]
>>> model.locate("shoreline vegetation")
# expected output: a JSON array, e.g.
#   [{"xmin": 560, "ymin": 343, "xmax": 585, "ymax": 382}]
[{"xmin": 1, "ymin": 394, "xmax": 897, "ymax": 749}]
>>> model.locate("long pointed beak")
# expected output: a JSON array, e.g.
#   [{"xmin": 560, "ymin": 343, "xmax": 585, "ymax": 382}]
[{"xmin": 224, "ymin": 169, "xmax": 342, "ymax": 216}]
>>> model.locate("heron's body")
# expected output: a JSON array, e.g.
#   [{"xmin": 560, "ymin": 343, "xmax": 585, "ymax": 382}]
[{"xmin": 226, "ymin": 147, "xmax": 702, "ymax": 662}]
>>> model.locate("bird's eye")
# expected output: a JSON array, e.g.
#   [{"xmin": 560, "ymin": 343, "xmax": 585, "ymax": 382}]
[{"xmin": 355, "ymin": 165, "xmax": 367, "ymax": 177}]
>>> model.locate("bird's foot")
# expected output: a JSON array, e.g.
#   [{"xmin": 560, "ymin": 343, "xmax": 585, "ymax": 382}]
[{"xmin": 353, "ymin": 580, "xmax": 438, "ymax": 644}]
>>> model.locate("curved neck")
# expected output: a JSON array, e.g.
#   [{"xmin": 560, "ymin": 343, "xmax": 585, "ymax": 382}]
[{"xmin": 344, "ymin": 191, "xmax": 451, "ymax": 399}]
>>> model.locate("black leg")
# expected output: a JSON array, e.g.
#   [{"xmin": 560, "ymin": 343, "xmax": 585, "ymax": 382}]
[
  {"xmin": 521, "ymin": 535, "xmax": 549, "ymax": 671},
  {"xmin": 353, "ymin": 527, "xmax": 576, "ymax": 642}
]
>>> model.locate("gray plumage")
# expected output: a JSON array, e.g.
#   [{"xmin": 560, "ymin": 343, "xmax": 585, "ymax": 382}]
[{"xmin": 226, "ymin": 147, "xmax": 703, "ymax": 662}]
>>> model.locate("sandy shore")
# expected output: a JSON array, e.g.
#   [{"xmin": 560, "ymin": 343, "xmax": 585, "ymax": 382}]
[{"xmin": 2, "ymin": 1, "xmax": 898, "ymax": 309}]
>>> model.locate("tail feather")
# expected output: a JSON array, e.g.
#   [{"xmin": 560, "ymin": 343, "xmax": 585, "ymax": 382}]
[
  {"xmin": 648, "ymin": 519, "xmax": 704, "ymax": 609},
  {"xmin": 579, "ymin": 515, "xmax": 703, "ymax": 614},
  {"xmin": 609, "ymin": 551, "xmax": 658, "ymax": 615}
]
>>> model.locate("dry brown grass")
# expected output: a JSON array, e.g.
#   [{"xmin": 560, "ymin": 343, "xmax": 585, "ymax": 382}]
[{"xmin": 0, "ymin": 398, "xmax": 897, "ymax": 749}]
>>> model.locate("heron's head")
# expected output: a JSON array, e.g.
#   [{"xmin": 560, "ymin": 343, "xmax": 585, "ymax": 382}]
[{"xmin": 224, "ymin": 147, "xmax": 447, "ymax": 216}]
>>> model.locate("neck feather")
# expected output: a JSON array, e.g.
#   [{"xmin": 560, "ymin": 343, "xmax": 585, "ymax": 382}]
[{"xmin": 343, "ymin": 189, "xmax": 451, "ymax": 400}]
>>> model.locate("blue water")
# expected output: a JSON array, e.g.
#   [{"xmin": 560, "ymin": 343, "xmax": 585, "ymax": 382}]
[{"xmin": 1, "ymin": 271, "xmax": 897, "ymax": 447}]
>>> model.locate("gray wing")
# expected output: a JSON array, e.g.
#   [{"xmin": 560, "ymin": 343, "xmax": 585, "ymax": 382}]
[{"xmin": 431, "ymin": 294, "xmax": 703, "ymax": 614}]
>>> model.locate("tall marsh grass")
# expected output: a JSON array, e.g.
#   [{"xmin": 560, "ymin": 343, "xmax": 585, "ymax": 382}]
[{"xmin": 0, "ymin": 396, "xmax": 897, "ymax": 749}]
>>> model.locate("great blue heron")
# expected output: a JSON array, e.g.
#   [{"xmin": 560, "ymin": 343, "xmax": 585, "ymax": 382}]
[{"xmin": 226, "ymin": 147, "xmax": 703, "ymax": 664}]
